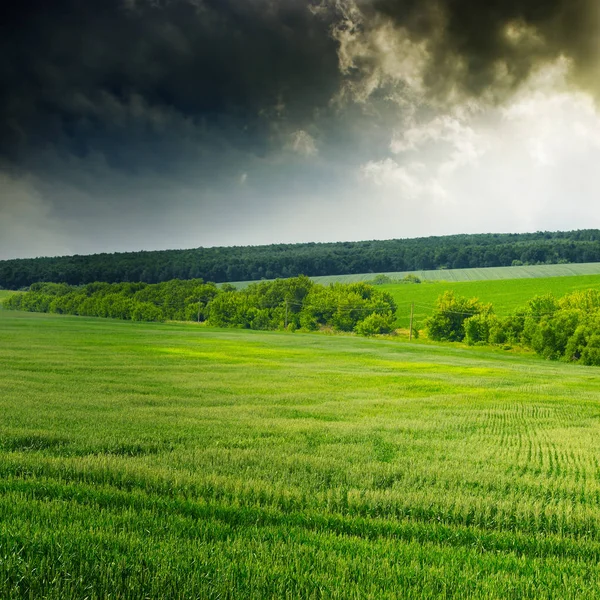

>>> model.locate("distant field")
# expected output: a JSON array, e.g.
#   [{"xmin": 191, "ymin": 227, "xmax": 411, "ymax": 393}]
[
  {"xmin": 227, "ymin": 261, "xmax": 600, "ymax": 289},
  {"xmin": 2, "ymin": 310, "xmax": 600, "ymax": 598},
  {"xmin": 0, "ymin": 290, "xmax": 15, "ymax": 303},
  {"xmin": 387, "ymin": 273, "xmax": 600, "ymax": 329}
]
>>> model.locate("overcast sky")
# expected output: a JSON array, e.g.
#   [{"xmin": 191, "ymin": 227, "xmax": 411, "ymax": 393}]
[{"xmin": 1, "ymin": 0, "xmax": 600, "ymax": 259}]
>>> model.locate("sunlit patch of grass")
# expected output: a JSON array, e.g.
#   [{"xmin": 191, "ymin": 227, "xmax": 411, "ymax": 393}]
[
  {"xmin": 156, "ymin": 342, "xmax": 307, "ymax": 366},
  {"xmin": 2, "ymin": 310, "xmax": 600, "ymax": 598}
]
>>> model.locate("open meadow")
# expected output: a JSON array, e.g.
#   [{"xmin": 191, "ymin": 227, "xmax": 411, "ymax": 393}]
[
  {"xmin": 2, "ymin": 309, "xmax": 600, "ymax": 598},
  {"xmin": 384, "ymin": 273, "xmax": 600, "ymax": 329},
  {"xmin": 227, "ymin": 262, "xmax": 600, "ymax": 289},
  {"xmin": 312, "ymin": 262, "xmax": 600, "ymax": 285}
]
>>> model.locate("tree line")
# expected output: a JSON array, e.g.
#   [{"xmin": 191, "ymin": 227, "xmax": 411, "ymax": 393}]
[
  {"xmin": 7, "ymin": 276, "xmax": 600, "ymax": 365},
  {"xmin": 425, "ymin": 289, "xmax": 600, "ymax": 366},
  {"xmin": 3, "ymin": 277, "xmax": 397, "ymax": 336},
  {"xmin": 2, "ymin": 229, "xmax": 600, "ymax": 289}
]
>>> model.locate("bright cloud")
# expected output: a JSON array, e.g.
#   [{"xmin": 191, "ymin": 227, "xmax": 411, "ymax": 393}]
[
  {"xmin": 355, "ymin": 57, "xmax": 600, "ymax": 236},
  {"xmin": 360, "ymin": 158, "xmax": 448, "ymax": 203},
  {"xmin": 289, "ymin": 130, "xmax": 318, "ymax": 157}
]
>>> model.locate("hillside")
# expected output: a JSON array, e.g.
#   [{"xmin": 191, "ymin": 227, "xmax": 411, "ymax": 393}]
[
  {"xmin": 227, "ymin": 261, "xmax": 600, "ymax": 288},
  {"xmin": 315, "ymin": 261, "xmax": 600, "ymax": 284},
  {"xmin": 2, "ymin": 229, "xmax": 600, "ymax": 289},
  {"xmin": 384, "ymin": 273, "xmax": 600, "ymax": 329}
]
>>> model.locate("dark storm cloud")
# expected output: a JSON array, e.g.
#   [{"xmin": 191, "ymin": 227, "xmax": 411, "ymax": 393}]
[
  {"xmin": 1, "ymin": 0, "xmax": 600, "ymax": 259},
  {"xmin": 0, "ymin": 0, "xmax": 341, "ymax": 170},
  {"xmin": 339, "ymin": 0, "xmax": 599, "ymax": 102},
  {"xmin": 1, "ymin": 0, "xmax": 598, "ymax": 171}
]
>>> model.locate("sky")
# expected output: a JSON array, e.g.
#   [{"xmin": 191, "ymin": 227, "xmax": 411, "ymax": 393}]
[{"xmin": 1, "ymin": 0, "xmax": 600, "ymax": 260}]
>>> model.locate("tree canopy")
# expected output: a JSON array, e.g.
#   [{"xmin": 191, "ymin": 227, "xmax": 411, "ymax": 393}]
[{"xmin": 4, "ymin": 277, "xmax": 397, "ymax": 336}]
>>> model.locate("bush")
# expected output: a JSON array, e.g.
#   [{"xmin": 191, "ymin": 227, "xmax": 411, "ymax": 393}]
[
  {"xmin": 492, "ymin": 313, "xmax": 525, "ymax": 345},
  {"xmin": 301, "ymin": 282, "xmax": 396, "ymax": 333},
  {"xmin": 564, "ymin": 325, "xmax": 588, "ymax": 362},
  {"xmin": 402, "ymin": 274, "xmax": 421, "ymax": 284},
  {"xmin": 464, "ymin": 313, "xmax": 500, "ymax": 345},
  {"xmin": 581, "ymin": 335, "xmax": 600, "ymax": 366},
  {"xmin": 559, "ymin": 289, "xmax": 600, "ymax": 312},
  {"xmin": 369, "ymin": 274, "xmax": 392, "ymax": 285},
  {"xmin": 354, "ymin": 313, "xmax": 395, "ymax": 336},
  {"xmin": 132, "ymin": 302, "xmax": 164, "ymax": 322},
  {"xmin": 521, "ymin": 307, "xmax": 582, "ymax": 360},
  {"xmin": 425, "ymin": 291, "xmax": 492, "ymax": 342},
  {"xmin": 524, "ymin": 293, "xmax": 559, "ymax": 321},
  {"xmin": 564, "ymin": 314, "xmax": 600, "ymax": 364}
]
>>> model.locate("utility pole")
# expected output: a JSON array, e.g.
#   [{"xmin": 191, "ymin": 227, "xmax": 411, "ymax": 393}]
[
  {"xmin": 409, "ymin": 302, "xmax": 414, "ymax": 341},
  {"xmin": 197, "ymin": 297, "xmax": 202, "ymax": 323},
  {"xmin": 284, "ymin": 299, "xmax": 288, "ymax": 329}
]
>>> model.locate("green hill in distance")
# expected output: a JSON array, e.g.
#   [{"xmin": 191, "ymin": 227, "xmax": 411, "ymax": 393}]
[
  {"xmin": 381, "ymin": 272, "xmax": 600, "ymax": 329},
  {"xmin": 228, "ymin": 261, "xmax": 600, "ymax": 288},
  {"xmin": 317, "ymin": 262, "xmax": 600, "ymax": 284}
]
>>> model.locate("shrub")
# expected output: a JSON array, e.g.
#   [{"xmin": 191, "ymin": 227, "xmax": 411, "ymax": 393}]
[
  {"xmin": 494, "ymin": 313, "xmax": 526, "ymax": 345},
  {"xmin": 464, "ymin": 313, "xmax": 500, "ymax": 345},
  {"xmin": 425, "ymin": 291, "xmax": 492, "ymax": 342},
  {"xmin": 564, "ymin": 314, "xmax": 600, "ymax": 364},
  {"xmin": 522, "ymin": 308, "xmax": 582, "ymax": 359},
  {"xmin": 369, "ymin": 274, "xmax": 392, "ymax": 285},
  {"xmin": 524, "ymin": 293, "xmax": 559, "ymax": 321},
  {"xmin": 564, "ymin": 325, "xmax": 588, "ymax": 362},
  {"xmin": 402, "ymin": 274, "xmax": 421, "ymax": 284},
  {"xmin": 581, "ymin": 335, "xmax": 600, "ymax": 366},
  {"xmin": 559, "ymin": 289, "xmax": 600, "ymax": 312},
  {"xmin": 131, "ymin": 302, "xmax": 164, "ymax": 322},
  {"xmin": 354, "ymin": 313, "xmax": 395, "ymax": 336}
]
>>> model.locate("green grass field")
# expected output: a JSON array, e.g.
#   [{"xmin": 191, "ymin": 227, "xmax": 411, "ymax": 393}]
[
  {"xmin": 228, "ymin": 261, "xmax": 600, "ymax": 288},
  {"xmin": 2, "ymin": 310, "xmax": 600, "ymax": 598},
  {"xmin": 386, "ymin": 274, "xmax": 600, "ymax": 329},
  {"xmin": 315, "ymin": 262, "xmax": 600, "ymax": 284}
]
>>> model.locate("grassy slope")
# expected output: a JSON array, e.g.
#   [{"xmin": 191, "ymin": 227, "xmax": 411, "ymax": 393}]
[
  {"xmin": 2, "ymin": 311, "xmax": 600, "ymax": 598},
  {"xmin": 316, "ymin": 262, "xmax": 600, "ymax": 284},
  {"xmin": 386, "ymin": 273, "xmax": 600, "ymax": 329},
  {"xmin": 227, "ymin": 261, "xmax": 600, "ymax": 288}
]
